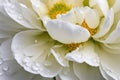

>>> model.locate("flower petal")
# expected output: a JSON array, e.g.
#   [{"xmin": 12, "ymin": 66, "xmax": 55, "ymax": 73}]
[
  {"xmin": 0, "ymin": 39, "xmax": 53, "ymax": 80},
  {"xmin": 85, "ymin": 9, "xmax": 100, "ymax": 28},
  {"xmin": 73, "ymin": 63, "xmax": 105, "ymax": 80},
  {"xmin": 59, "ymin": 63, "xmax": 79, "ymax": 80},
  {"xmin": 66, "ymin": 41, "xmax": 99, "ymax": 67},
  {"xmin": 51, "ymin": 45, "xmax": 69, "ymax": 67},
  {"xmin": 30, "ymin": 0, "xmax": 48, "ymax": 17},
  {"xmin": 98, "ymin": 44, "xmax": 120, "ymax": 80},
  {"xmin": 45, "ymin": 19, "xmax": 90, "ymax": 44},
  {"xmin": 57, "ymin": 8, "xmax": 84, "ymax": 25},
  {"xmin": 11, "ymin": 30, "xmax": 62, "ymax": 78},
  {"xmin": 93, "ymin": 9, "xmax": 114, "ymax": 38},
  {"xmin": 100, "ymin": 66, "xmax": 115, "ymax": 80},
  {"xmin": 0, "ymin": 12, "xmax": 24, "ymax": 38},
  {"xmin": 4, "ymin": 0, "xmax": 44, "ymax": 30},
  {"xmin": 96, "ymin": 0, "xmax": 109, "ymax": 16},
  {"xmin": 104, "ymin": 21, "xmax": 120, "ymax": 43},
  {"xmin": 64, "ymin": 0, "xmax": 83, "ymax": 7},
  {"xmin": 112, "ymin": 0, "xmax": 120, "ymax": 13}
]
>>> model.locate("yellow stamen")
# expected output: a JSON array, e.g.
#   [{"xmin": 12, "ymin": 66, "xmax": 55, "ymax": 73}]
[
  {"xmin": 48, "ymin": 3, "xmax": 70, "ymax": 19},
  {"xmin": 81, "ymin": 21, "xmax": 97, "ymax": 35},
  {"xmin": 66, "ymin": 43, "xmax": 85, "ymax": 52}
]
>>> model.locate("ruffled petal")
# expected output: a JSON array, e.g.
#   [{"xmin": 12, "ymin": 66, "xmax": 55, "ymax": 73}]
[
  {"xmin": 30, "ymin": 0, "xmax": 48, "ymax": 18},
  {"xmin": 11, "ymin": 30, "xmax": 62, "ymax": 78},
  {"xmin": 57, "ymin": 8, "xmax": 84, "ymax": 25},
  {"xmin": 100, "ymin": 66, "xmax": 115, "ymax": 80},
  {"xmin": 98, "ymin": 44, "xmax": 120, "ymax": 80},
  {"xmin": 73, "ymin": 63, "xmax": 105, "ymax": 80},
  {"xmin": 85, "ymin": 9, "xmax": 100, "ymax": 28},
  {"xmin": 104, "ymin": 21, "xmax": 120, "ymax": 43},
  {"xmin": 51, "ymin": 45, "xmax": 69, "ymax": 67},
  {"xmin": 93, "ymin": 9, "xmax": 114, "ymax": 38},
  {"xmin": 112, "ymin": 0, "xmax": 120, "ymax": 13},
  {"xmin": 96, "ymin": 0, "xmax": 109, "ymax": 16},
  {"xmin": 66, "ymin": 41, "xmax": 99, "ymax": 67},
  {"xmin": 0, "ymin": 39, "xmax": 53, "ymax": 80},
  {"xmin": 4, "ymin": 0, "xmax": 44, "ymax": 30},
  {"xmin": 45, "ymin": 19, "xmax": 90, "ymax": 44},
  {"xmin": 59, "ymin": 63, "xmax": 79, "ymax": 80}
]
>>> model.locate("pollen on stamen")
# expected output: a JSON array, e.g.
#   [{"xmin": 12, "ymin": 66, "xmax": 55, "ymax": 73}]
[
  {"xmin": 66, "ymin": 43, "xmax": 85, "ymax": 52},
  {"xmin": 81, "ymin": 21, "xmax": 97, "ymax": 35},
  {"xmin": 48, "ymin": 3, "xmax": 71, "ymax": 19}
]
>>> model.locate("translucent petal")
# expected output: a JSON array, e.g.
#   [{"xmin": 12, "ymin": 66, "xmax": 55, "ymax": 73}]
[
  {"xmin": 73, "ymin": 63, "xmax": 105, "ymax": 80},
  {"xmin": 66, "ymin": 41, "xmax": 99, "ymax": 67},
  {"xmin": 45, "ymin": 19, "xmax": 90, "ymax": 44},
  {"xmin": 51, "ymin": 45, "xmax": 69, "ymax": 67},
  {"xmin": 11, "ymin": 30, "xmax": 62, "ymax": 78},
  {"xmin": 59, "ymin": 63, "xmax": 79, "ymax": 80},
  {"xmin": 4, "ymin": 1, "xmax": 43, "ymax": 29},
  {"xmin": 93, "ymin": 9, "xmax": 114, "ymax": 38},
  {"xmin": 85, "ymin": 9, "xmax": 100, "ymax": 28}
]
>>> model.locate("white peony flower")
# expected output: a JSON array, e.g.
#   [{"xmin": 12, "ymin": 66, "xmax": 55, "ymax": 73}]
[{"xmin": 0, "ymin": 0, "xmax": 120, "ymax": 80}]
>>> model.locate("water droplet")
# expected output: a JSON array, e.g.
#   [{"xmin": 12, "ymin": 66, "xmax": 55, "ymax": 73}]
[
  {"xmin": 44, "ymin": 61, "xmax": 51, "ymax": 66},
  {"xmin": 34, "ymin": 40, "xmax": 38, "ymax": 44},
  {"xmin": 23, "ymin": 57, "xmax": 30, "ymax": 63},
  {"xmin": 0, "ymin": 58, "xmax": 3, "ymax": 65},
  {"xmin": 32, "ymin": 65, "xmax": 39, "ymax": 71},
  {"xmin": 2, "ymin": 66, "xmax": 9, "ymax": 72}
]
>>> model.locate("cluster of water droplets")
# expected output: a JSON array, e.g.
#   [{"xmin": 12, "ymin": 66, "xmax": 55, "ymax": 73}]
[{"xmin": 0, "ymin": 58, "xmax": 9, "ymax": 76}]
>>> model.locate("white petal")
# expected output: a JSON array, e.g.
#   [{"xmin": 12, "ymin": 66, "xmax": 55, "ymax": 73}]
[
  {"xmin": 51, "ymin": 45, "xmax": 69, "ymax": 67},
  {"xmin": 64, "ymin": 0, "xmax": 83, "ymax": 7},
  {"xmin": 98, "ymin": 44, "xmax": 120, "ymax": 80},
  {"xmin": 85, "ymin": 9, "xmax": 100, "ymax": 28},
  {"xmin": 30, "ymin": 0, "xmax": 48, "ymax": 17},
  {"xmin": 100, "ymin": 66, "xmax": 115, "ymax": 80},
  {"xmin": 11, "ymin": 30, "xmax": 62, "ymax": 78},
  {"xmin": 45, "ymin": 19, "xmax": 90, "ymax": 44},
  {"xmin": 93, "ymin": 9, "xmax": 114, "ymax": 38},
  {"xmin": 57, "ymin": 7, "xmax": 85, "ymax": 25},
  {"xmin": 65, "ymin": 48, "xmax": 84, "ymax": 63},
  {"xmin": 4, "ymin": 1, "xmax": 43, "ymax": 29},
  {"xmin": 89, "ymin": 0, "xmax": 97, "ymax": 7},
  {"xmin": 104, "ymin": 21, "xmax": 120, "ymax": 43},
  {"xmin": 0, "ymin": 39, "xmax": 14, "ymax": 61},
  {"xmin": 59, "ymin": 63, "xmax": 79, "ymax": 80},
  {"xmin": 0, "ymin": 39, "xmax": 53, "ymax": 80},
  {"xmin": 96, "ymin": 0, "xmax": 109, "ymax": 16},
  {"xmin": 112, "ymin": 0, "xmax": 120, "ymax": 13},
  {"xmin": 0, "ymin": 12, "xmax": 24, "ymax": 38},
  {"xmin": 73, "ymin": 63, "xmax": 105, "ymax": 80},
  {"xmin": 66, "ymin": 41, "xmax": 99, "ymax": 67}
]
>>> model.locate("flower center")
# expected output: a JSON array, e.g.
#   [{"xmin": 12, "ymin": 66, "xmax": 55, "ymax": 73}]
[
  {"xmin": 48, "ymin": 3, "xmax": 71, "ymax": 19},
  {"xmin": 81, "ymin": 21, "xmax": 97, "ymax": 36},
  {"xmin": 66, "ymin": 43, "xmax": 85, "ymax": 52}
]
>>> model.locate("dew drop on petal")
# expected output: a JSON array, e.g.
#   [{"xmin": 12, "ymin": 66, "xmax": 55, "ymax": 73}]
[
  {"xmin": 2, "ymin": 66, "xmax": 9, "ymax": 72},
  {"xmin": 23, "ymin": 57, "xmax": 30, "ymax": 63},
  {"xmin": 32, "ymin": 65, "xmax": 39, "ymax": 71}
]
